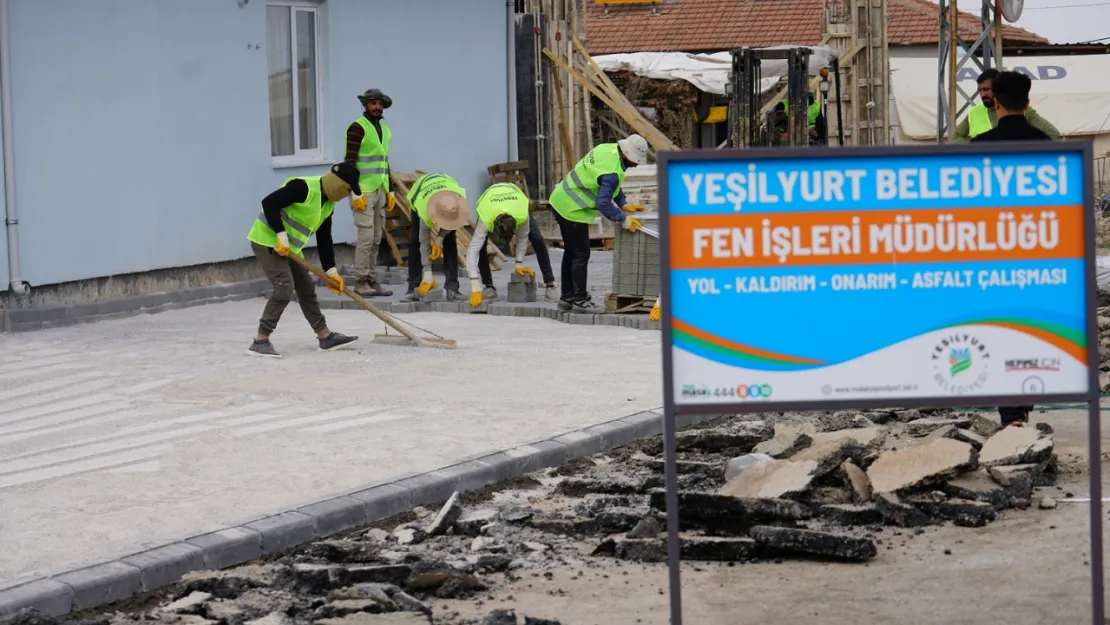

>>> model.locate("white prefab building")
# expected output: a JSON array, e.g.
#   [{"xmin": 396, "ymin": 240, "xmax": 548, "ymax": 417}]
[{"xmin": 0, "ymin": 0, "xmax": 513, "ymax": 292}]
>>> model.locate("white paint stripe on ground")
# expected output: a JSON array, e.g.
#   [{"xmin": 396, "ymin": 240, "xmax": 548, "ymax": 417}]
[
  {"xmin": 0, "ymin": 445, "xmax": 173, "ymax": 489},
  {"xmin": 0, "ymin": 364, "xmax": 87, "ymax": 383},
  {"xmin": 0, "ymin": 384, "xmax": 119, "ymax": 421},
  {"xmin": 300, "ymin": 412, "xmax": 412, "ymax": 433},
  {"xmin": 16, "ymin": 348, "xmax": 73, "ymax": 358},
  {"xmin": 0, "ymin": 424, "xmax": 218, "ymax": 475},
  {"xmin": 0, "ymin": 355, "xmax": 75, "ymax": 374},
  {"xmin": 231, "ymin": 406, "xmax": 385, "ymax": 437},
  {"xmin": 0, "ymin": 408, "xmax": 150, "ymax": 444},
  {"xmin": 116, "ymin": 402, "xmax": 283, "ymax": 432},
  {"xmin": 0, "ymin": 372, "xmax": 106, "ymax": 402},
  {"xmin": 116, "ymin": 376, "xmax": 193, "ymax": 395},
  {"xmin": 0, "ymin": 398, "xmax": 123, "ymax": 431}
]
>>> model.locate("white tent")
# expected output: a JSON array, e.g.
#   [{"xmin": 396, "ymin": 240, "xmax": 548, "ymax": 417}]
[
  {"xmin": 889, "ymin": 54, "xmax": 1110, "ymax": 153},
  {"xmin": 593, "ymin": 46, "xmax": 841, "ymax": 97}
]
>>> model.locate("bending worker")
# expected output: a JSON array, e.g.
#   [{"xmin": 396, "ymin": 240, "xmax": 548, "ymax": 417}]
[
  {"xmin": 471, "ymin": 183, "xmax": 558, "ymax": 304},
  {"xmin": 548, "ymin": 133, "xmax": 650, "ymax": 313},
  {"xmin": 403, "ymin": 172, "xmax": 470, "ymax": 302},
  {"xmin": 345, "ymin": 88, "xmax": 396, "ymax": 297},
  {"xmin": 245, "ymin": 163, "xmax": 362, "ymax": 358},
  {"xmin": 467, "ymin": 182, "xmax": 535, "ymax": 308}
]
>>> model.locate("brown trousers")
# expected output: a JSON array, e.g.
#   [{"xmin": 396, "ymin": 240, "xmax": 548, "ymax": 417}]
[{"xmin": 252, "ymin": 242, "xmax": 326, "ymax": 337}]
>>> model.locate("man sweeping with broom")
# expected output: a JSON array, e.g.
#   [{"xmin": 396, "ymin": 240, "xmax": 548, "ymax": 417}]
[{"xmin": 245, "ymin": 162, "xmax": 363, "ymax": 358}]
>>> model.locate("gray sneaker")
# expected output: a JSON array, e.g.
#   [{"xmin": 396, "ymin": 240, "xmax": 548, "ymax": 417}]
[
  {"xmin": 446, "ymin": 289, "xmax": 462, "ymax": 302},
  {"xmin": 482, "ymin": 286, "xmax": 499, "ymax": 302},
  {"xmin": 557, "ymin": 298, "xmax": 574, "ymax": 312},
  {"xmin": 319, "ymin": 332, "xmax": 359, "ymax": 350},
  {"xmin": 247, "ymin": 339, "xmax": 281, "ymax": 358},
  {"xmin": 571, "ymin": 297, "xmax": 604, "ymax": 314},
  {"xmin": 544, "ymin": 285, "xmax": 558, "ymax": 303},
  {"xmin": 404, "ymin": 290, "xmax": 420, "ymax": 302}
]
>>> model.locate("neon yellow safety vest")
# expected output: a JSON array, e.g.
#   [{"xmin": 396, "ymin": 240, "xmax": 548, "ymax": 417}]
[
  {"xmin": 968, "ymin": 104, "xmax": 993, "ymax": 138},
  {"xmin": 406, "ymin": 173, "xmax": 468, "ymax": 230},
  {"xmin": 548, "ymin": 143, "xmax": 624, "ymax": 224},
  {"xmin": 355, "ymin": 117, "xmax": 391, "ymax": 193},
  {"xmin": 476, "ymin": 183, "xmax": 530, "ymax": 230},
  {"xmin": 781, "ymin": 99, "xmax": 821, "ymax": 130},
  {"xmin": 247, "ymin": 176, "xmax": 335, "ymax": 258}
]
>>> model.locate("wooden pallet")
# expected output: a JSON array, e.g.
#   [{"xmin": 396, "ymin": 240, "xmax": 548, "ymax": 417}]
[{"xmin": 605, "ymin": 293, "xmax": 656, "ymax": 313}]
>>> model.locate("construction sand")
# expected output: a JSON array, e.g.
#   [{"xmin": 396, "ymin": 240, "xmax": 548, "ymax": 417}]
[{"xmin": 0, "ymin": 300, "xmax": 662, "ymax": 585}]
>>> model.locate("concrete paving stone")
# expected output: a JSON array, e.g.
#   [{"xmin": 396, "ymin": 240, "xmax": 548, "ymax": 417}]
[
  {"xmin": 51, "ymin": 561, "xmax": 142, "ymax": 611},
  {"xmin": 617, "ymin": 411, "xmax": 663, "ymax": 440},
  {"xmin": 390, "ymin": 472, "xmax": 460, "ymax": 508},
  {"xmin": 488, "ymin": 303, "xmax": 515, "ymax": 316},
  {"xmin": 568, "ymin": 313, "xmax": 595, "ymax": 325},
  {"xmin": 0, "ymin": 579, "xmax": 74, "ymax": 618},
  {"xmin": 296, "ymin": 496, "xmax": 370, "ymax": 538},
  {"xmin": 243, "ymin": 511, "xmax": 316, "ymax": 555},
  {"xmin": 391, "ymin": 302, "xmax": 417, "ymax": 313},
  {"xmin": 549, "ymin": 429, "xmax": 609, "ymax": 458},
  {"xmin": 434, "ymin": 459, "xmax": 503, "ymax": 493},
  {"xmin": 184, "ymin": 527, "xmax": 263, "ymax": 571},
  {"xmin": 119, "ymin": 542, "xmax": 206, "ymax": 592},
  {"xmin": 478, "ymin": 442, "xmax": 566, "ymax": 478},
  {"xmin": 583, "ymin": 418, "xmax": 646, "ymax": 450},
  {"xmin": 348, "ymin": 483, "xmax": 414, "ymax": 523},
  {"xmin": 432, "ymin": 302, "xmax": 463, "ymax": 314}
]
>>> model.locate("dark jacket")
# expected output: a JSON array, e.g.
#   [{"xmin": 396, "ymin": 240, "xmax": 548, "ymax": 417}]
[{"xmin": 970, "ymin": 114, "xmax": 1051, "ymax": 142}]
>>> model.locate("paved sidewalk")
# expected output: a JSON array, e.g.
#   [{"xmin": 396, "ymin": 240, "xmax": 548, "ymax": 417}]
[{"xmin": 0, "ymin": 298, "xmax": 662, "ymax": 586}]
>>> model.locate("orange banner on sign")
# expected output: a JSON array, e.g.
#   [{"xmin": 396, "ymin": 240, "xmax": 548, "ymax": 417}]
[{"xmin": 668, "ymin": 205, "xmax": 1085, "ymax": 269}]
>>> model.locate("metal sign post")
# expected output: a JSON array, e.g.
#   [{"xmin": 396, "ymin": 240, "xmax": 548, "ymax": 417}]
[{"xmin": 657, "ymin": 141, "xmax": 1101, "ymax": 625}]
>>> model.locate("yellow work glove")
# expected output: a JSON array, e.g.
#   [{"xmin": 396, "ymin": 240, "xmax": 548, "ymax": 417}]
[
  {"xmin": 622, "ymin": 204, "xmax": 646, "ymax": 213},
  {"xmin": 622, "ymin": 216, "xmax": 642, "ymax": 233},
  {"xmin": 469, "ymin": 278, "xmax": 483, "ymax": 308},
  {"xmin": 325, "ymin": 268, "xmax": 344, "ymax": 295},
  {"xmin": 386, "ymin": 192, "xmax": 396, "ymax": 212},
  {"xmin": 274, "ymin": 232, "xmax": 290, "ymax": 257},
  {"xmin": 650, "ymin": 299, "xmax": 661, "ymax": 321},
  {"xmin": 351, "ymin": 194, "xmax": 367, "ymax": 211},
  {"xmin": 513, "ymin": 264, "xmax": 535, "ymax": 280},
  {"xmin": 417, "ymin": 280, "xmax": 437, "ymax": 297},
  {"xmin": 429, "ymin": 240, "xmax": 443, "ymax": 261}
]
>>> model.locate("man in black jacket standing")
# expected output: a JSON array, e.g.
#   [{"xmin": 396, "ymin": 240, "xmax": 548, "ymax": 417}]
[{"xmin": 972, "ymin": 70, "xmax": 1051, "ymax": 427}]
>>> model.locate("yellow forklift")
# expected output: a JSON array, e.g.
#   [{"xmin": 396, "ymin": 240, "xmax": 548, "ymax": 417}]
[{"xmin": 726, "ymin": 46, "xmax": 845, "ymax": 148}]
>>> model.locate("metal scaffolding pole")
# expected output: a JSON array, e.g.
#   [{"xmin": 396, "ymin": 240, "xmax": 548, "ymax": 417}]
[{"xmin": 936, "ymin": 0, "xmax": 1002, "ymax": 142}]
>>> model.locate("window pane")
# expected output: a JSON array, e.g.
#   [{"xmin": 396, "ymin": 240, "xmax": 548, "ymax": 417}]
[
  {"xmin": 266, "ymin": 6, "xmax": 294, "ymax": 157},
  {"xmin": 295, "ymin": 10, "xmax": 318, "ymax": 151}
]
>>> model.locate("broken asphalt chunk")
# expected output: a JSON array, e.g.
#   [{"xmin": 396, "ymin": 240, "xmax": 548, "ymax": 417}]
[
  {"xmin": 909, "ymin": 496, "xmax": 998, "ymax": 527},
  {"xmin": 979, "ymin": 428, "xmax": 1054, "ymax": 467},
  {"xmin": 874, "ymin": 493, "xmax": 931, "ymax": 528},
  {"xmin": 749, "ymin": 525, "xmax": 877, "ymax": 562},
  {"xmin": 718, "ymin": 458, "xmax": 818, "ymax": 499},
  {"xmin": 649, "ymin": 490, "xmax": 812, "ymax": 534},
  {"xmin": 425, "ymin": 491, "xmax": 463, "ymax": 536},
  {"xmin": 555, "ymin": 475, "xmax": 647, "ymax": 497},
  {"xmin": 612, "ymin": 536, "xmax": 761, "ymax": 563},
  {"xmin": 820, "ymin": 503, "xmax": 883, "ymax": 526},
  {"xmin": 866, "ymin": 438, "xmax": 977, "ymax": 495}
]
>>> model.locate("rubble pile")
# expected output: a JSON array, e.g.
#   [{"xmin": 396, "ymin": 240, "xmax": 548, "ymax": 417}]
[
  {"xmin": 4, "ymin": 410, "xmax": 1061, "ymax": 625},
  {"xmin": 1098, "ymin": 302, "xmax": 1110, "ymax": 391}
]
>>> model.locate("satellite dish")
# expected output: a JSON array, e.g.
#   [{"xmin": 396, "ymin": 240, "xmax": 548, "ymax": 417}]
[{"xmin": 997, "ymin": 0, "xmax": 1023, "ymax": 22}]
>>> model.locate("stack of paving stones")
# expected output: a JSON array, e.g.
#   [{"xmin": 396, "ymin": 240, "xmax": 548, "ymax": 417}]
[{"xmin": 1, "ymin": 409, "xmax": 1061, "ymax": 625}]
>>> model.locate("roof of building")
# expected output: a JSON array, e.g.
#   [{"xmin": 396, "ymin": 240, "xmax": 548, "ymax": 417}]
[{"xmin": 585, "ymin": 0, "xmax": 1049, "ymax": 55}]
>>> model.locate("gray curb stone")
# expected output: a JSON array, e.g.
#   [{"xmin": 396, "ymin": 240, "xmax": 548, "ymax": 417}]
[
  {"xmin": 0, "ymin": 408, "xmax": 715, "ymax": 619},
  {"xmin": 1, "ymin": 279, "xmax": 271, "ymax": 333}
]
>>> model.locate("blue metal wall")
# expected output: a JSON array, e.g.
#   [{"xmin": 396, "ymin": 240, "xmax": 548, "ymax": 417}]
[{"xmin": 5, "ymin": 0, "xmax": 509, "ymax": 287}]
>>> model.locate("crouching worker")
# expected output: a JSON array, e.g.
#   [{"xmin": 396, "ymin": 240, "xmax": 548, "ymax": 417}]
[
  {"xmin": 245, "ymin": 162, "xmax": 362, "ymax": 358},
  {"xmin": 404, "ymin": 173, "xmax": 470, "ymax": 302},
  {"xmin": 467, "ymin": 182, "xmax": 534, "ymax": 308}
]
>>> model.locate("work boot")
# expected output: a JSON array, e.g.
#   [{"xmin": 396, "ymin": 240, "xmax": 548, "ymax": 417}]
[
  {"xmin": 544, "ymin": 284, "xmax": 558, "ymax": 303},
  {"xmin": 367, "ymin": 277, "xmax": 393, "ymax": 297},
  {"xmin": 446, "ymin": 289, "xmax": 462, "ymax": 302},
  {"xmin": 483, "ymin": 286, "xmax": 499, "ymax": 302},
  {"xmin": 354, "ymin": 279, "xmax": 375, "ymax": 297},
  {"xmin": 247, "ymin": 339, "xmax": 281, "ymax": 358},
  {"xmin": 319, "ymin": 332, "xmax": 359, "ymax": 350},
  {"xmin": 571, "ymin": 296, "xmax": 604, "ymax": 314}
]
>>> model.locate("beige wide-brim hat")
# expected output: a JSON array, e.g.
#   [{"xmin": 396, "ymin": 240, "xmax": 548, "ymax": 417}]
[{"xmin": 426, "ymin": 190, "xmax": 470, "ymax": 231}]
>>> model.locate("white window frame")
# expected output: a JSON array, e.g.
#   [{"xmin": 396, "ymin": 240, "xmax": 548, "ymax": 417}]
[{"xmin": 267, "ymin": 0, "xmax": 326, "ymax": 169}]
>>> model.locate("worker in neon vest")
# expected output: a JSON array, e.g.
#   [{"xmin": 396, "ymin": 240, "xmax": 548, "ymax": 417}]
[
  {"xmin": 404, "ymin": 173, "xmax": 470, "ymax": 302},
  {"xmin": 245, "ymin": 162, "xmax": 363, "ymax": 358},
  {"xmin": 548, "ymin": 134, "xmax": 649, "ymax": 313},
  {"xmin": 466, "ymin": 182, "xmax": 536, "ymax": 308},
  {"xmin": 345, "ymin": 88, "xmax": 396, "ymax": 297},
  {"xmin": 952, "ymin": 69, "xmax": 1060, "ymax": 142}
]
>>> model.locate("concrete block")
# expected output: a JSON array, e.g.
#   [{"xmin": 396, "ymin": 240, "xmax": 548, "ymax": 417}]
[
  {"xmin": 0, "ymin": 579, "xmax": 74, "ymax": 618},
  {"xmin": 433, "ymin": 302, "xmax": 464, "ymax": 313},
  {"xmin": 509, "ymin": 271, "xmax": 534, "ymax": 284},
  {"xmin": 507, "ymin": 281, "xmax": 537, "ymax": 303},
  {"xmin": 243, "ymin": 511, "xmax": 316, "ymax": 555},
  {"xmin": 584, "ymin": 418, "xmax": 645, "ymax": 450},
  {"xmin": 488, "ymin": 303, "xmax": 514, "ymax": 316},
  {"xmin": 391, "ymin": 302, "xmax": 417, "ymax": 314},
  {"xmin": 52, "ymin": 562, "xmax": 141, "ymax": 611},
  {"xmin": 413, "ymin": 303, "xmax": 432, "ymax": 313},
  {"xmin": 518, "ymin": 305, "xmax": 541, "ymax": 318},
  {"xmin": 568, "ymin": 313, "xmax": 595, "ymax": 325},
  {"xmin": 549, "ymin": 429, "xmax": 609, "ymax": 458},
  {"xmin": 296, "ymin": 496, "xmax": 370, "ymax": 537},
  {"xmin": 619, "ymin": 410, "xmax": 663, "ymax": 440},
  {"xmin": 469, "ymin": 302, "xmax": 489, "ymax": 314},
  {"xmin": 350, "ymin": 483, "xmax": 414, "ymax": 522},
  {"xmin": 120, "ymin": 543, "xmax": 205, "ymax": 591},
  {"xmin": 436, "ymin": 459, "xmax": 503, "ymax": 492},
  {"xmin": 185, "ymin": 527, "xmax": 263, "ymax": 570},
  {"xmin": 391, "ymin": 472, "xmax": 459, "ymax": 508},
  {"xmin": 423, "ymin": 289, "xmax": 445, "ymax": 302},
  {"xmin": 513, "ymin": 439, "xmax": 569, "ymax": 470}
]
